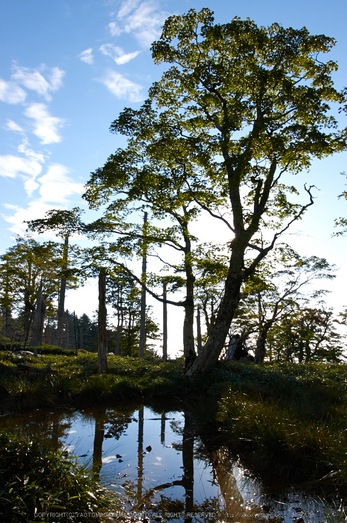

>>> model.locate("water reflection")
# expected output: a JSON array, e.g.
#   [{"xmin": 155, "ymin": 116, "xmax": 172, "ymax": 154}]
[{"xmin": 0, "ymin": 404, "xmax": 342, "ymax": 522}]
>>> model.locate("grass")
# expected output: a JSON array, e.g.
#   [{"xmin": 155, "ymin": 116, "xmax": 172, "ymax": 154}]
[
  {"xmin": 0, "ymin": 349, "xmax": 187, "ymax": 412},
  {"xmin": 216, "ymin": 361, "xmax": 347, "ymax": 497},
  {"xmin": 0, "ymin": 431, "xmax": 128, "ymax": 522}
]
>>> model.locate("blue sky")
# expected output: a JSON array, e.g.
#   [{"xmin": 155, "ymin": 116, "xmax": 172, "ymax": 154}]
[{"xmin": 1, "ymin": 0, "xmax": 347, "ymax": 348}]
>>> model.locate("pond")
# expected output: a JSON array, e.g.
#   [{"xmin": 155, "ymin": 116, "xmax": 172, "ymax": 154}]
[{"xmin": 0, "ymin": 402, "xmax": 344, "ymax": 522}]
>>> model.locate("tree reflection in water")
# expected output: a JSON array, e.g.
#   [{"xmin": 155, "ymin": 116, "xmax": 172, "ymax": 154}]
[{"xmin": 0, "ymin": 404, "xmax": 338, "ymax": 522}]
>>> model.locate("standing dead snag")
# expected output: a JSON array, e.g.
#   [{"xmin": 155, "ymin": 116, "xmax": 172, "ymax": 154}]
[
  {"xmin": 98, "ymin": 269, "xmax": 108, "ymax": 374},
  {"xmin": 30, "ymin": 281, "xmax": 47, "ymax": 353}
]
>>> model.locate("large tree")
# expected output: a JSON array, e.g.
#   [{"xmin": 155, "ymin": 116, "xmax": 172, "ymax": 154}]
[
  {"xmin": 87, "ymin": 9, "xmax": 346, "ymax": 378},
  {"xmin": 150, "ymin": 9, "xmax": 345, "ymax": 378}
]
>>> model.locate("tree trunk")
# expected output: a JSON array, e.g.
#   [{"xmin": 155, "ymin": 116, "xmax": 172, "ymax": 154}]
[
  {"xmin": 183, "ymin": 293, "xmax": 195, "ymax": 369},
  {"xmin": 185, "ymin": 250, "xmax": 243, "ymax": 379},
  {"xmin": 137, "ymin": 405, "xmax": 144, "ymax": 498},
  {"xmin": 196, "ymin": 307, "xmax": 202, "ymax": 354},
  {"xmin": 182, "ymin": 218, "xmax": 196, "ymax": 370},
  {"xmin": 138, "ymin": 212, "xmax": 148, "ymax": 358},
  {"xmin": 3, "ymin": 306, "xmax": 12, "ymax": 340},
  {"xmin": 30, "ymin": 282, "xmax": 46, "ymax": 352},
  {"xmin": 114, "ymin": 284, "xmax": 123, "ymax": 356},
  {"xmin": 23, "ymin": 288, "xmax": 34, "ymax": 347},
  {"xmin": 93, "ymin": 408, "xmax": 105, "ymax": 478},
  {"xmin": 97, "ymin": 269, "xmax": 108, "ymax": 374},
  {"xmin": 127, "ymin": 310, "xmax": 133, "ymax": 356},
  {"xmin": 254, "ymin": 330, "xmax": 267, "ymax": 364},
  {"xmin": 182, "ymin": 413, "xmax": 194, "ymax": 515},
  {"xmin": 114, "ymin": 325, "xmax": 122, "ymax": 356},
  {"xmin": 162, "ymin": 281, "xmax": 168, "ymax": 361},
  {"xmin": 3, "ymin": 263, "xmax": 12, "ymax": 339},
  {"xmin": 56, "ymin": 235, "xmax": 69, "ymax": 346}
]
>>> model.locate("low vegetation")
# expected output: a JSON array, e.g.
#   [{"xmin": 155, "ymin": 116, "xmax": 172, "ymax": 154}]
[
  {"xmin": 0, "ymin": 431, "xmax": 129, "ymax": 523},
  {"xmin": 216, "ymin": 361, "xmax": 347, "ymax": 497},
  {"xmin": 0, "ymin": 347, "xmax": 186, "ymax": 412},
  {"xmin": 1, "ymin": 347, "xmax": 347, "ymax": 515}
]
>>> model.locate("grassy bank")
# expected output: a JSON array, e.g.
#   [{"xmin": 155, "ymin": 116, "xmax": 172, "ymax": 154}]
[
  {"xmin": 1, "ymin": 348, "xmax": 347, "ymax": 502},
  {"xmin": 0, "ymin": 349, "xmax": 186, "ymax": 412},
  {"xmin": 216, "ymin": 361, "xmax": 347, "ymax": 497}
]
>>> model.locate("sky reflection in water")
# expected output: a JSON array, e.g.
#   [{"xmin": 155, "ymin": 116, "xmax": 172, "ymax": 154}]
[{"xmin": 0, "ymin": 405, "xmax": 343, "ymax": 522}]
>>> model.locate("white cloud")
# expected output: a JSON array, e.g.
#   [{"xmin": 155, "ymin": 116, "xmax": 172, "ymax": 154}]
[
  {"xmin": 11, "ymin": 64, "xmax": 64, "ymax": 101},
  {"xmin": 2, "ymin": 201, "xmax": 56, "ymax": 236},
  {"xmin": 18, "ymin": 139, "xmax": 45, "ymax": 163},
  {"xmin": 49, "ymin": 67, "xmax": 65, "ymax": 91},
  {"xmin": 25, "ymin": 103, "xmax": 64, "ymax": 144},
  {"xmin": 16, "ymin": 139, "xmax": 46, "ymax": 196},
  {"xmin": 3, "ymin": 163, "xmax": 83, "ymax": 235},
  {"xmin": 0, "ymin": 79, "xmax": 27, "ymax": 104},
  {"xmin": 2, "ymin": 164, "xmax": 84, "ymax": 236},
  {"xmin": 5, "ymin": 120, "xmax": 24, "ymax": 133},
  {"xmin": 108, "ymin": 21, "xmax": 122, "ymax": 37},
  {"xmin": 109, "ymin": 0, "xmax": 169, "ymax": 48},
  {"xmin": 38, "ymin": 164, "xmax": 84, "ymax": 203},
  {"xmin": 24, "ymin": 178, "xmax": 40, "ymax": 196},
  {"xmin": 79, "ymin": 48, "xmax": 94, "ymax": 65},
  {"xmin": 117, "ymin": 0, "xmax": 142, "ymax": 19},
  {"xmin": 99, "ymin": 71, "xmax": 143, "ymax": 101},
  {"xmin": 0, "ymin": 140, "xmax": 46, "ymax": 196},
  {"xmin": 0, "ymin": 154, "xmax": 43, "ymax": 179},
  {"xmin": 99, "ymin": 44, "xmax": 140, "ymax": 64}
]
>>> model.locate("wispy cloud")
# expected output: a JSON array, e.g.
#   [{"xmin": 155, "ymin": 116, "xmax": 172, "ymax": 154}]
[
  {"xmin": 38, "ymin": 164, "xmax": 84, "ymax": 203},
  {"xmin": 3, "ymin": 202, "xmax": 57, "ymax": 236},
  {"xmin": 0, "ymin": 79, "xmax": 27, "ymax": 104},
  {"xmin": 118, "ymin": 0, "xmax": 142, "ymax": 19},
  {"xmin": 2, "ymin": 163, "xmax": 85, "ymax": 236},
  {"xmin": 108, "ymin": 0, "xmax": 169, "ymax": 48},
  {"xmin": 5, "ymin": 120, "xmax": 24, "ymax": 133},
  {"xmin": 17, "ymin": 139, "xmax": 46, "ymax": 196},
  {"xmin": 99, "ymin": 71, "xmax": 143, "ymax": 101},
  {"xmin": 0, "ymin": 139, "xmax": 45, "ymax": 196},
  {"xmin": 79, "ymin": 48, "xmax": 94, "ymax": 65},
  {"xmin": 11, "ymin": 64, "xmax": 65, "ymax": 101},
  {"xmin": 0, "ymin": 154, "xmax": 43, "ymax": 179},
  {"xmin": 25, "ymin": 103, "xmax": 65, "ymax": 144},
  {"xmin": 99, "ymin": 44, "xmax": 140, "ymax": 64}
]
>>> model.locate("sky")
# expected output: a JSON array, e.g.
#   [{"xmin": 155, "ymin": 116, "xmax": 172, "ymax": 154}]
[{"xmin": 1, "ymin": 0, "xmax": 346, "ymax": 356}]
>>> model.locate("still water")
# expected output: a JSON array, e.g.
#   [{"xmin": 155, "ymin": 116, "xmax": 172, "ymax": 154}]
[{"xmin": 0, "ymin": 403, "xmax": 344, "ymax": 522}]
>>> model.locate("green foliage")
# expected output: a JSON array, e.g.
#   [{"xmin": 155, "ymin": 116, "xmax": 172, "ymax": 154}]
[
  {"xmin": 267, "ymin": 307, "xmax": 344, "ymax": 363},
  {"xmin": 35, "ymin": 344, "xmax": 76, "ymax": 356},
  {"xmin": 26, "ymin": 207, "xmax": 84, "ymax": 238},
  {"xmin": 0, "ymin": 431, "xmax": 116, "ymax": 522},
  {"xmin": 232, "ymin": 244, "xmax": 341, "ymax": 363},
  {"xmin": 0, "ymin": 235, "xmax": 62, "ymax": 317},
  {"xmin": 334, "ymin": 172, "xmax": 347, "ymax": 236},
  {"xmin": 217, "ymin": 361, "xmax": 347, "ymax": 493}
]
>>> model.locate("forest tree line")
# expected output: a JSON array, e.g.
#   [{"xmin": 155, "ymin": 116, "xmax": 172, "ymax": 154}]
[{"xmin": 0, "ymin": 230, "xmax": 345, "ymax": 365}]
